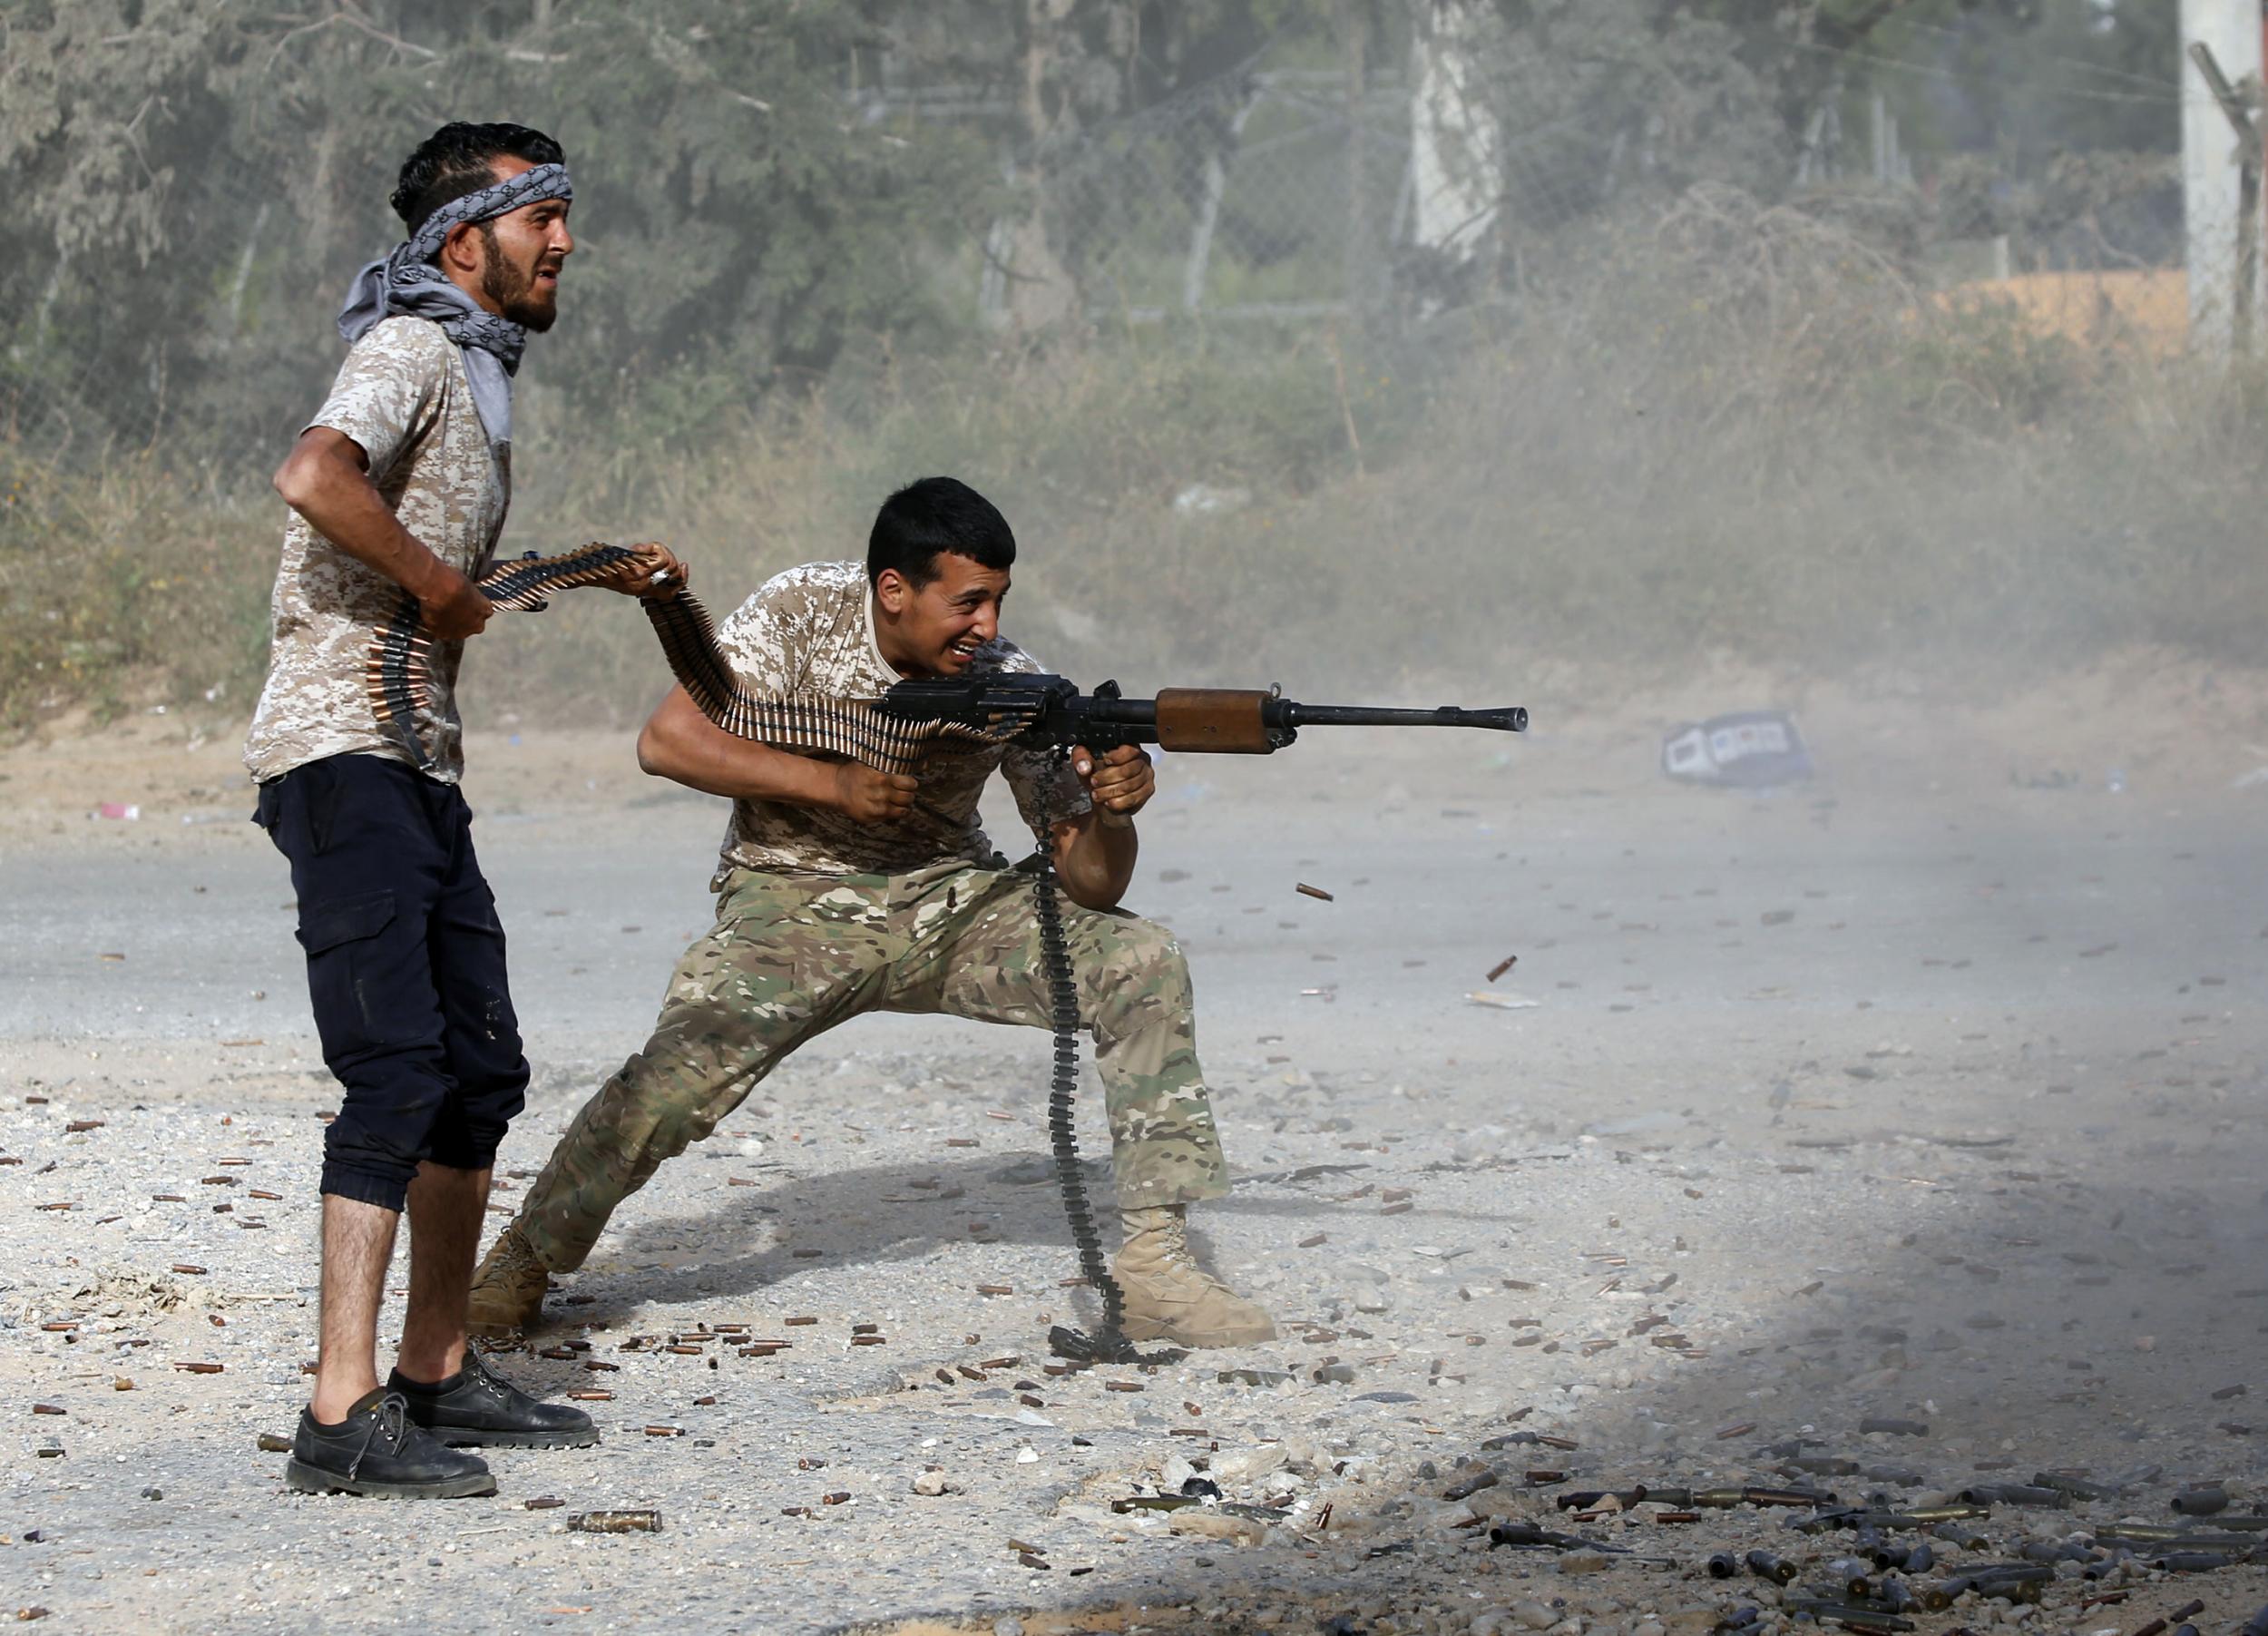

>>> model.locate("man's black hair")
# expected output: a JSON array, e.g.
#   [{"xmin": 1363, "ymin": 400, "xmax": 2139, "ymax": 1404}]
[
  {"xmin": 390, "ymin": 122, "xmax": 566, "ymax": 233},
  {"xmin": 866, "ymin": 476, "xmax": 1017, "ymax": 589}
]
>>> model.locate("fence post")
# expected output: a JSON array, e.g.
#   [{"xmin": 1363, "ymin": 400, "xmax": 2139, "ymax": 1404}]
[
  {"xmin": 1182, "ymin": 84, "xmax": 1260, "ymax": 313},
  {"xmin": 1342, "ymin": 0, "xmax": 1373, "ymax": 313},
  {"xmin": 2181, "ymin": 0, "xmax": 2265, "ymax": 358}
]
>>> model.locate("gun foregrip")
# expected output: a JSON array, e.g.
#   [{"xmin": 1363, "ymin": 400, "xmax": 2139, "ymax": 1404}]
[{"xmin": 1154, "ymin": 688, "xmax": 1279, "ymax": 754}]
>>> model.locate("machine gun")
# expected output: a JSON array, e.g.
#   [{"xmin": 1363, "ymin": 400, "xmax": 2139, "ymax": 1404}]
[{"xmin": 876, "ymin": 672, "xmax": 1526, "ymax": 757}]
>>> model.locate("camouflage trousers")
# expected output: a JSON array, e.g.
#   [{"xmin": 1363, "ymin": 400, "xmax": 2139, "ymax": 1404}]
[{"xmin": 513, "ymin": 859, "xmax": 1230, "ymax": 1273}]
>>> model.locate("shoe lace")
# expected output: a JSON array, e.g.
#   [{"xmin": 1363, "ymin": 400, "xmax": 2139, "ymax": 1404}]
[
  {"xmin": 459, "ymin": 1347, "xmax": 514, "ymax": 1406},
  {"xmin": 346, "ymin": 1392, "xmax": 412, "ymax": 1481},
  {"xmin": 1156, "ymin": 1212, "xmax": 1233, "ymax": 1291}
]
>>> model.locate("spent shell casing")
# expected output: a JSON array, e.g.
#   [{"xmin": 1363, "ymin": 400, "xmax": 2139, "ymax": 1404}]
[
  {"xmin": 1443, "ymin": 1471, "xmax": 1501, "ymax": 1502},
  {"xmin": 1823, "ymin": 1558, "xmax": 1874, "ymax": 1597},
  {"xmin": 2167, "ymin": 1601, "xmax": 2205, "ymax": 1623},
  {"xmin": 1869, "ymin": 1543, "xmax": 1911, "ymax": 1570},
  {"xmin": 2241, "ymin": 1606, "xmax": 2268, "ymax": 1636},
  {"xmin": 1910, "ymin": 1504, "xmax": 1991, "ymax": 1523},
  {"xmin": 1745, "ymin": 1485, "xmax": 1834, "ymax": 1507},
  {"xmin": 2155, "ymin": 1551, "xmax": 2248, "ymax": 1572},
  {"xmin": 1901, "ymin": 1542, "xmax": 1933, "ymax": 1573},
  {"xmin": 2030, "ymin": 1470, "xmax": 2116, "ymax": 1502},
  {"xmin": 2169, "ymin": 1488, "xmax": 2229, "ymax": 1516},
  {"xmin": 1958, "ymin": 1484, "xmax": 2068, "ymax": 1509},
  {"xmin": 2094, "ymin": 1524, "xmax": 2187, "ymax": 1545},
  {"xmin": 1707, "ymin": 1552, "xmax": 1740, "ymax": 1579},
  {"xmin": 567, "ymin": 1510, "xmax": 661, "ymax": 1533},
  {"xmin": 1696, "ymin": 1488, "xmax": 1747, "ymax": 1508},
  {"xmin": 1643, "ymin": 1486, "xmax": 1694, "ymax": 1507},
  {"xmin": 2129, "ymin": 1621, "xmax": 2167, "ymax": 1636},
  {"xmin": 1745, "ymin": 1550, "xmax": 1800, "ymax": 1585},
  {"xmin": 1931, "ymin": 1521, "xmax": 1991, "ymax": 1551},
  {"xmin": 1777, "ymin": 1598, "xmax": 1913, "ymax": 1633}
]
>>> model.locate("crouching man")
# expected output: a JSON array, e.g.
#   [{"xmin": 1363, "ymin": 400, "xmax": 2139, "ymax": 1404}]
[{"xmin": 468, "ymin": 476, "xmax": 1275, "ymax": 1349}]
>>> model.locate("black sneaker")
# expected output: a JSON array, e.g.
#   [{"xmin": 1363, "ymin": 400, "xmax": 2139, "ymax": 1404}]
[
  {"xmin": 389, "ymin": 1347, "xmax": 599, "ymax": 1449},
  {"xmin": 287, "ymin": 1388, "xmax": 496, "ymax": 1498}
]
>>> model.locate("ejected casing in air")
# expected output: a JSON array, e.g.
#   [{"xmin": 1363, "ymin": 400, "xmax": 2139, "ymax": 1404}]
[
  {"xmin": 1745, "ymin": 1550, "xmax": 1800, "ymax": 1585},
  {"xmin": 1957, "ymin": 1483, "xmax": 2068, "ymax": 1509},
  {"xmin": 2170, "ymin": 1488, "xmax": 2230, "ymax": 1516}
]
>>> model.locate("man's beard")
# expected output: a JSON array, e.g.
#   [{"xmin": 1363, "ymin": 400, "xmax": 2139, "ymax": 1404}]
[{"xmin": 477, "ymin": 223, "xmax": 558, "ymax": 332}]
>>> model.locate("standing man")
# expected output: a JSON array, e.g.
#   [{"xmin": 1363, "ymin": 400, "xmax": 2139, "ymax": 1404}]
[
  {"xmin": 248, "ymin": 122, "xmax": 678, "ymax": 1498},
  {"xmin": 467, "ymin": 476, "xmax": 1276, "ymax": 1351}
]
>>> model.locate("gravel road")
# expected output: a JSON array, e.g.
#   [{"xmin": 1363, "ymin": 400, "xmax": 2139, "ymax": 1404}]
[{"xmin": 4, "ymin": 710, "xmax": 2263, "ymax": 1635}]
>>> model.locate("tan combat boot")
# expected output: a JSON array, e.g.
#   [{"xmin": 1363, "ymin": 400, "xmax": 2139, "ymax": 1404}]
[
  {"xmin": 465, "ymin": 1224, "xmax": 552, "ymax": 1339},
  {"xmin": 1112, "ymin": 1204, "xmax": 1277, "ymax": 1348}
]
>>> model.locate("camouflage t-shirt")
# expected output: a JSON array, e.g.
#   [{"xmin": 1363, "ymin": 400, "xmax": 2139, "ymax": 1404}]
[
  {"xmin": 713, "ymin": 562, "xmax": 1090, "ymax": 877},
  {"xmin": 243, "ymin": 316, "xmax": 511, "ymax": 786}
]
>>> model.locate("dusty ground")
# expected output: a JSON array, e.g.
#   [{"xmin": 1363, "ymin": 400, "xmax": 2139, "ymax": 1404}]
[{"xmin": 3, "ymin": 648, "xmax": 2266, "ymax": 1635}]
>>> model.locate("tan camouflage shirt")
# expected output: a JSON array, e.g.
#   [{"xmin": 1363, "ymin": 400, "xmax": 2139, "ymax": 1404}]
[
  {"xmin": 714, "ymin": 562, "xmax": 1090, "ymax": 877},
  {"xmin": 244, "ymin": 316, "xmax": 511, "ymax": 786}
]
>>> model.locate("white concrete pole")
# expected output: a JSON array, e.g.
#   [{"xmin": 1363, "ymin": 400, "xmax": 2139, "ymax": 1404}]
[
  {"xmin": 1410, "ymin": 0, "xmax": 1501, "ymax": 261},
  {"xmin": 2182, "ymin": 0, "xmax": 2264, "ymax": 355}
]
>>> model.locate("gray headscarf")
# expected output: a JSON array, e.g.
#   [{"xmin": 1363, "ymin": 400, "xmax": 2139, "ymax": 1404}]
[{"xmin": 337, "ymin": 162, "xmax": 574, "ymax": 450}]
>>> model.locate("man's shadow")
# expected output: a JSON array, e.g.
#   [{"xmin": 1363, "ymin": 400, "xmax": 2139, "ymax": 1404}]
[{"xmin": 546, "ymin": 1151, "xmax": 1446, "ymax": 1327}]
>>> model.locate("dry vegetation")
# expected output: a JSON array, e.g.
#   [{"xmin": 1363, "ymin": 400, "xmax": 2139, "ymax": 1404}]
[{"xmin": 5, "ymin": 190, "xmax": 2264, "ymax": 733}]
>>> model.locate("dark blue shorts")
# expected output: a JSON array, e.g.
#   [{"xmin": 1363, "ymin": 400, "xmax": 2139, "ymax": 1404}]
[{"xmin": 256, "ymin": 753, "xmax": 529, "ymax": 1211}]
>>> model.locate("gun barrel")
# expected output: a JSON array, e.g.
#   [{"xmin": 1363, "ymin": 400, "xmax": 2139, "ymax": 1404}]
[{"xmin": 1276, "ymin": 701, "xmax": 1528, "ymax": 733}]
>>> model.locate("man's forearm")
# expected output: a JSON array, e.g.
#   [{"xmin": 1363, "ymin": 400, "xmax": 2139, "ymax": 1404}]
[
  {"xmin": 637, "ymin": 690, "xmax": 844, "ymax": 809},
  {"xmin": 1055, "ymin": 812, "xmax": 1139, "ymax": 910}
]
